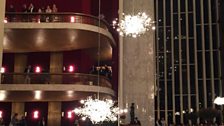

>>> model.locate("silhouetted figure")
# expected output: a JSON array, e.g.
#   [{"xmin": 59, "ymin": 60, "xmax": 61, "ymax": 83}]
[
  {"xmin": 156, "ymin": 119, "xmax": 161, "ymax": 126},
  {"xmin": 52, "ymin": 4, "xmax": 58, "ymax": 13},
  {"xmin": 89, "ymin": 66, "xmax": 97, "ymax": 74},
  {"xmin": 10, "ymin": 113, "xmax": 19, "ymax": 126},
  {"xmin": 161, "ymin": 118, "xmax": 166, "ymax": 126},
  {"xmin": 27, "ymin": 3, "xmax": 35, "ymax": 13},
  {"xmin": 130, "ymin": 103, "xmax": 135, "ymax": 124},
  {"xmin": 20, "ymin": 116, "xmax": 27, "ymax": 126},
  {"xmin": 21, "ymin": 4, "xmax": 28, "ymax": 22},
  {"xmin": 8, "ymin": 4, "xmax": 16, "ymax": 12},
  {"xmin": 135, "ymin": 117, "xmax": 141, "ymax": 126},
  {"xmin": 38, "ymin": 117, "xmax": 46, "ymax": 126},
  {"xmin": 8, "ymin": 4, "xmax": 16, "ymax": 22},
  {"xmin": 24, "ymin": 65, "xmax": 32, "ymax": 84},
  {"xmin": 0, "ymin": 118, "xmax": 4, "ymax": 126}
]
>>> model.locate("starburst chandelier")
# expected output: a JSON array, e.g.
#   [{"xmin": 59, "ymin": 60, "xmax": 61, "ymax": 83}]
[
  {"xmin": 113, "ymin": 12, "xmax": 155, "ymax": 38},
  {"xmin": 74, "ymin": 97, "xmax": 119, "ymax": 124}
]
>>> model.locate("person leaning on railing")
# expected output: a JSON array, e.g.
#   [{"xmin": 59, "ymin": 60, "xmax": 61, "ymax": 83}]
[
  {"xmin": 27, "ymin": 3, "xmax": 37, "ymax": 22},
  {"xmin": 45, "ymin": 5, "xmax": 52, "ymax": 22},
  {"xmin": 38, "ymin": 8, "xmax": 46, "ymax": 22},
  {"xmin": 24, "ymin": 65, "xmax": 33, "ymax": 84},
  {"xmin": 7, "ymin": 4, "xmax": 16, "ymax": 22}
]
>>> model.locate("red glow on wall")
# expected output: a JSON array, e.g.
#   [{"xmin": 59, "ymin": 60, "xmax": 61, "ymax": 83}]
[
  {"xmin": 33, "ymin": 110, "xmax": 39, "ymax": 119},
  {"xmin": 68, "ymin": 65, "xmax": 75, "ymax": 73},
  {"xmin": 0, "ymin": 111, "xmax": 3, "ymax": 118},
  {"xmin": 1, "ymin": 67, "xmax": 5, "ymax": 73},
  {"xmin": 67, "ymin": 111, "xmax": 72, "ymax": 119},
  {"xmin": 35, "ymin": 66, "xmax": 41, "ymax": 73}
]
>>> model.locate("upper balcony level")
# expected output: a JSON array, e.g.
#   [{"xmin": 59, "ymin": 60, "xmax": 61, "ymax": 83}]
[{"xmin": 3, "ymin": 12, "xmax": 116, "ymax": 58}]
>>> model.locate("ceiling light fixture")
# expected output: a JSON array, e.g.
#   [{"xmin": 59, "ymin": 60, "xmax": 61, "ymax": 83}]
[{"xmin": 214, "ymin": 97, "xmax": 224, "ymax": 105}]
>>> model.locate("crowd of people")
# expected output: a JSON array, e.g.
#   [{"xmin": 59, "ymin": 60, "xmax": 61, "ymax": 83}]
[
  {"xmin": 1, "ymin": 113, "xmax": 27, "ymax": 126},
  {"xmin": 6, "ymin": 3, "xmax": 59, "ymax": 22},
  {"xmin": 7, "ymin": 3, "xmax": 58, "ymax": 13},
  {"xmin": 6, "ymin": 113, "xmax": 46, "ymax": 126},
  {"xmin": 89, "ymin": 65, "xmax": 112, "ymax": 80}
]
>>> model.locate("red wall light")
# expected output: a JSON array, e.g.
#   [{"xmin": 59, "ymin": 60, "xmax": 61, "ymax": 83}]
[
  {"xmin": 33, "ymin": 110, "xmax": 39, "ymax": 119},
  {"xmin": 0, "ymin": 111, "xmax": 3, "ymax": 118},
  {"xmin": 0, "ymin": 67, "xmax": 5, "ymax": 73},
  {"xmin": 68, "ymin": 65, "xmax": 75, "ymax": 73},
  {"xmin": 35, "ymin": 66, "xmax": 41, "ymax": 73},
  {"xmin": 70, "ymin": 16, "xmax": 75, "ymax": 23},
  {"xmin": 67, "ymin": 111, "xmax": 73, "ymax": 119}
]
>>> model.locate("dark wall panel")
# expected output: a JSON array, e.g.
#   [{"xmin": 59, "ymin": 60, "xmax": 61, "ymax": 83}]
[{"xmin": 0, "ymin": 102, "xmax": 11, "ymax": 126}]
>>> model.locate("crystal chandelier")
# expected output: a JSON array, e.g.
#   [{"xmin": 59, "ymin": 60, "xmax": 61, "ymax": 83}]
[
  {"xmin": 113, "ymin": 12, "xmax": 155, "ymax": 38},
  {"xmin": 74, "ymin": 97, "xmax": 119, "ymax": 124}
]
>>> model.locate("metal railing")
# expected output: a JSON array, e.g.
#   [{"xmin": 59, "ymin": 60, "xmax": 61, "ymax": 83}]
[
  {"xmin": 5, "ymin": 12, "xmax": 109, "ymax": 29},
  {"xmin": 1, "ymin": 73, "xmax": 112, "ymax": 88}
]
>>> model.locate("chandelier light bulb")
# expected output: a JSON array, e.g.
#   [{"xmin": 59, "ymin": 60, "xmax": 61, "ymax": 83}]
[
  {"xmin": 113, "ymin": 12, "xmax": 154, "ymax": 38},
  {"xmin": 214, "ymin": 97, "xmax": 224, "ymax": 105}
]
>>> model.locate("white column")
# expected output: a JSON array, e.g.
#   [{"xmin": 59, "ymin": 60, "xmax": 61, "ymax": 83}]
[{"xmin": 120, "ymin": 0, "xmax": 155, "ymax": 125}]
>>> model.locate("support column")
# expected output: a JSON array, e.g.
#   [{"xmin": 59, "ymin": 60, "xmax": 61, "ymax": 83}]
[
  {"xmin": 48, "ymin": 102, "xmax": 61, "ymax": 126},
  {"xmin": 13, "ymin": 54, "xmax": 27, "ymax": 84},
  {"xmin": 120, "ymin": 0, "xmax": 155, "ymax": 125},
  {"xmin": 50, "ymin": 52, "xmax": 63, "ymax": 84},
  {"xmin": 0, "ymin": 0, "xmax": 6, "ymax": 83},
  {"xmin": 11, "ymin": 102, "xmax": 25, "ymax": 117}
]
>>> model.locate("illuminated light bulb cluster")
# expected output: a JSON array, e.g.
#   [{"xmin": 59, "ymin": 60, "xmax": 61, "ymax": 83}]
[
  {"xmin": 74, "ymin": 97, "xmax": 119, "ymax": 124},
  {"xmin": 214, "ymin": 97, "xmax": 224, "ymax": 105},
  {"xmin": 113, "ymin": 12, "xmax": 155, "ymax": 38}
]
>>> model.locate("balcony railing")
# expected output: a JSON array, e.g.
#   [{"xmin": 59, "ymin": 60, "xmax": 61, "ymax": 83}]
[
  {"xmin": 1, "ymin": 73, "xmax": 112, "ymax": 88},
  {"xmin": 5, "ymin": 12, "xmax": 108, "ymax": 29}
]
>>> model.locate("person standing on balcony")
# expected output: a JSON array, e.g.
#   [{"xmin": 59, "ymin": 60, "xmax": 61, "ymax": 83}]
[
  {"xmin": 27, "ymin": 3, "xmax": 35, "ymax": 13},
  {"xmin": 52, "ymin": 4, "xmax": 58, "ymax": 13},
  {"xmin": 0, "ymin": 117, "xmax": 4, "ymax": 126},
  {"xmin": 7, "ymin": 4, "xmax": 16, "ymax": 22},
  {"xmin": 8, "ymin": 5, "xmax": 16, "ymax": 12},
  {"xmin": 21, "ymin": 4, "xmax": 28, "ymax": 22},
  {"xmin": 45, "ymin": 5, "xmax": 52, "ymax": 13},
  {"xmin": 9, "ymin": 113, "xmax": 19, "ymax": 126},
  {"xmin": 20, "ymin": 116, "xmax": 27, "ymax": 126},
  {"xmin": 38, "ymin": 117, "xmax": 46, "ymax": 126},
  {"xmin": 24, "ymin": 65, "xmax": 32, "ymax": 84},
  {"xmin": 52, "ymin": 4, "xmax": 58, "ymax": 22},
  {"xmin": 27, "ymin": 3, "xmax": 36, "ymax": 22},
  {"xmin": 45, "ymin": 5, "xmax": 52, "ymax": 22}
]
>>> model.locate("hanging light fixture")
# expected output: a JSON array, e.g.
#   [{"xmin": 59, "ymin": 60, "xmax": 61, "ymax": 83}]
[
  {"xmin": 113, "ymin": 12, "xmax": 154, "ymax": 38},
  {"xmin": 112, "ymin": 0, "xmax": 155, "ymax": 38},
  {"xmin": 214, "ymin": 97, "xmax": 224, "ymax": 105},
  {"xmin": 74, "ymin": 97, "xmax": 119, "ymax": 124},
  {"xmin": 73, "ymin": 0, "xmax": 119, "ymax": 124}
]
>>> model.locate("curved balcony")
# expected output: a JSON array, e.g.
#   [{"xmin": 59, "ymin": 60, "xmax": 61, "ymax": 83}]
[
  {"xmin": 0, "ymin": 73, "xmax": 115, "ymax": 102},
  {"xmin": 5, "ymin": 12, "xmax": 108, "ymax": 29},
  {"xmin": 4, "ymin": 13, "xmax": 115, "ymax": 60}
]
